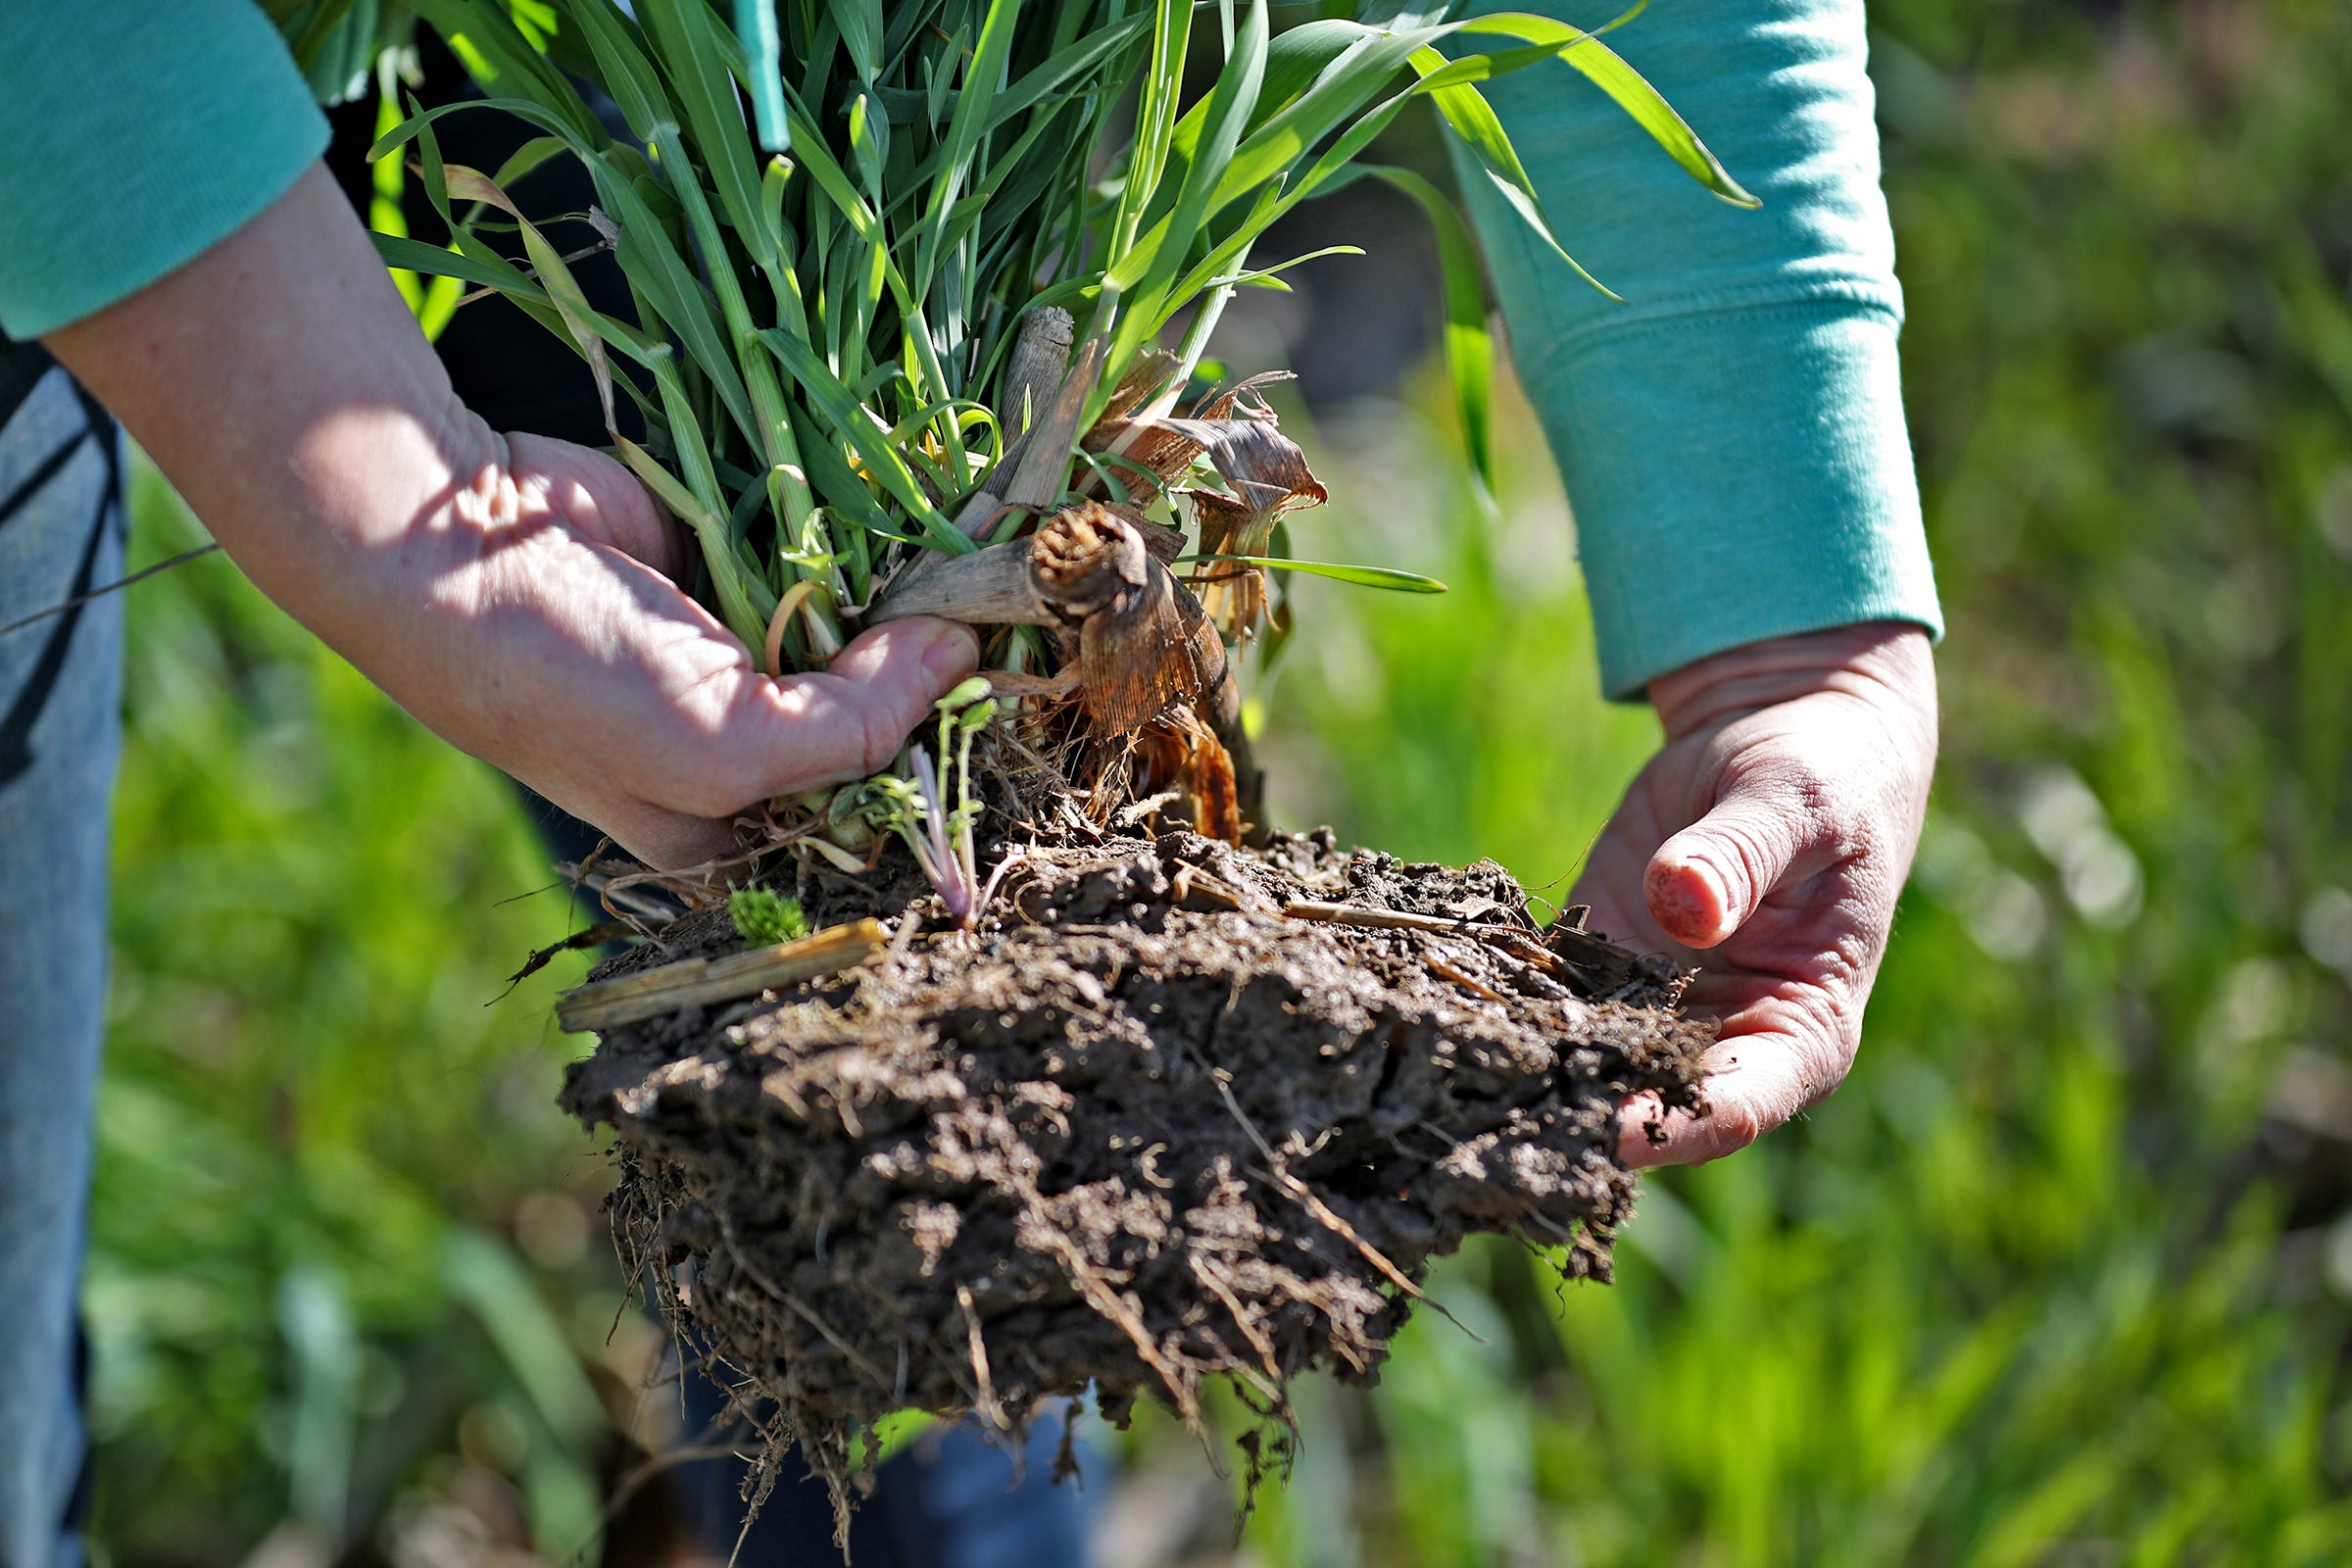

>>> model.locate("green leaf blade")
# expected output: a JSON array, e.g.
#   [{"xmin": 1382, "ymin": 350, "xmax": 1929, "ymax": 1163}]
[
  {"xmin": 1365, "ymin": 166, "xmax": 1494, "ymax": 491},
  {"xmin": 1188, "ymin": 554, "xmax": 1449, "ymax": 594},
  {"xmin": 1460, "ymin": 12, "xmax": 1759, "ymax": 207}
]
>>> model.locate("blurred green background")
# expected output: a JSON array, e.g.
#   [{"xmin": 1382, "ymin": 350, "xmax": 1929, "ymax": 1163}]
[{"xmin": 83, "ymin": 0, "xmax": 2352, "ymax": 1562}]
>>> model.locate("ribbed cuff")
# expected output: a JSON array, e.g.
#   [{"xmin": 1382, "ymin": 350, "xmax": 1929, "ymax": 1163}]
[
  {"xmin": 0, "ymin": 2, "xmax": 329, "ymax": 337},
  {"xmin": 1516, "ymin": 296, "xmax": 1944, "ymax": 700}
]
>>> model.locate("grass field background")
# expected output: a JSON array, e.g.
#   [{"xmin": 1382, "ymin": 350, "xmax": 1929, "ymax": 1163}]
[{"xmin": 80, "ymin": 1, "xmax": 2352, "ymax": 1562}]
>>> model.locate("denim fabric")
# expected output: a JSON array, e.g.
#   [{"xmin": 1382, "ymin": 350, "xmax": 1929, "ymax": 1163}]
[
  {"xmin": 0, "ymin": 352, "xmax": 123, "ymax": 1568},
  {"xmin": 672, "ymin": 1385, "xmax": 1101, "ymax": 1568}
]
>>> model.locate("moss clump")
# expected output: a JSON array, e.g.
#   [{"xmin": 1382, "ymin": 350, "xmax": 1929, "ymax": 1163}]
[{"xmin": 728, "ymin": 888, "xmax": 809, "ymax": 947}]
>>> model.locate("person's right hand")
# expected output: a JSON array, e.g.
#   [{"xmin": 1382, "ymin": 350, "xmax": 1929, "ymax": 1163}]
[
  {"xmin": 1571, "ymin": 622, "xmax": 1937, "ymax": 1167},
  {"xmin": 46, "ymin": 164, "xmax": 976, "ymax": 869},
  {"xmin": 368, "ymin": 429, "xmax": 976, "ymax": 868}
]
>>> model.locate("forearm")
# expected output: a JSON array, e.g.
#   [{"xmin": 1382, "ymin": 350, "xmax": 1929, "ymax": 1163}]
[
  {"xmin": 1465, "ymin": 0, "xmax": 1941, "ymax": 697},
  {"xmin": 40, "ymin": 163, "xmax": 691, "ymax": 814},
  {"xmin": 1649, "ymin": 621, "xmax": 1936, "ymax": 746},
  {"xmin": 40, "ymin": 163, "xmax": 975, "ymax": 870},
  {"xmin": 47, "ymin": 166, "xmax": 487, "ymax": 661}
]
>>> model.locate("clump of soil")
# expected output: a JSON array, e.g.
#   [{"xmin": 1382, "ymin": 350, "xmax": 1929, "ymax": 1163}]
[{"xmin": 560, "ymin": 825, "xmax": 1710, "ymax": 1517}]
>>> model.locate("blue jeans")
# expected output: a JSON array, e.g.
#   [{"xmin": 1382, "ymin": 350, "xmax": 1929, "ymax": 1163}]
[
  {"xmin": 0, "ymin": 347, "xmax": 1094, "ymax": 1566},
  {"xmin": 672, "ymin": 1392, "xmax": 1099, "ymax": 1568},
  {"xmin": 0, "ymin": 354, "xmax": 122, "ymax": 1568}
]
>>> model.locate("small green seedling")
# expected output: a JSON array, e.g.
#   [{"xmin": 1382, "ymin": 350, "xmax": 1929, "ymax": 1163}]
[{"xmin": 729, "ymin": 887, "xmax": 811, "ymax": 947}]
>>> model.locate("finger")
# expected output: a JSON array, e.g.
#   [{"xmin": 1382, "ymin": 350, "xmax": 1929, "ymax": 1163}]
[
  {"xmin": 708, "ymin": 616, "xmax": 981, "ymax": 810},
  {"xmin": 587, "ymin": 618, "xmax": 979, "ymax": 866},
  {"xmin": 506, "ymin": 431, "xmax": 685, "ymax": 578},
  {"xmin": 510, "ymin": 763, "xmax": 748, "ymax": 873},
  {"xmin": 1615, "ymin": 1035, "xmax": 1813, "ymax": 1168},
  {"xmin": 1643, "ymin": 766, "xmax": 1829, "ymax": 949}
]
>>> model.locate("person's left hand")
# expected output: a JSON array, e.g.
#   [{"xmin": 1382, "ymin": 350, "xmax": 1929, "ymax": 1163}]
[{"xmin": 1571, "ymin": 621, "xmax": 1938, "ymax": 1167}]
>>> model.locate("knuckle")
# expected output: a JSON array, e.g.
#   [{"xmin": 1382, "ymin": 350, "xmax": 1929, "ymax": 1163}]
[
  {"xmin": 1780, "ymin": 996, "xmax": 1866, "ymax": 1114},
  {"xmin": 1760, "ymin": 754, "xmax": 1838, "ymax": 830},
  {"xmin": 1814, "ymin": 918, "xmax": 1886, "ymax": 1010},
  {"xmin": 1710, "ymin": 813, "xmax": 1785, "ymax": 885},
  {"xmin": 856, "ymin": 688, "xmax": 915, "ymax": 777},
  {"xmin": 1740, "ymin": 748, "xmax": 1878, "ymax": 868}
]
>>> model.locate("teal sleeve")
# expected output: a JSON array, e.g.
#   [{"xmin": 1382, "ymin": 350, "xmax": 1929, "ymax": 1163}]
[
  {"xmin": 1461, "ymin": 0, "xmax": 1942, "ymax": 700},
  {"xmin": 0, "ymin": 2, "xmax": 328, "ymax": 338}
]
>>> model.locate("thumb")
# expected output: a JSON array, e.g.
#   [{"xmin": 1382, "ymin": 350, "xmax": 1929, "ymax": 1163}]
[
  {"xmin": 519, "ymin": 618, "xmax": 976, "ymax": 871},
  {"xmin": 1644, "ymin": 768, "xmax": 1819, "ymax": 949},
  {"xmin": 732, "ymin": 615, "xmax": 981, "ymax": 803}
]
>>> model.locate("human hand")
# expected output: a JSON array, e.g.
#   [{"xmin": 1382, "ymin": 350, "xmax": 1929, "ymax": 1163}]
[
  {"xmin": 43, "ymin": 165, "xmax": 975, "ymax": 870},
  {"xmin": 1573, "ymin": 622, "xmax": 1937, "ymax": 1167},
  {"xmin": 367, "ymin": 430, "xmax": 978, "ymax": 869}
]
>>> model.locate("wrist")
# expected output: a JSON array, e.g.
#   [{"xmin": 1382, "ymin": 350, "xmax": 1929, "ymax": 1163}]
[
  {"xmin": 42, "ymin": 163, "xmax": 515, "ymax": 678},
  {"xmin": 1648, "ymin": 620, "xmax": 1936, "ymax": 740},
  {"xmin": 258, "ymin": 393, "xmax": 511, "ymax": 673}
]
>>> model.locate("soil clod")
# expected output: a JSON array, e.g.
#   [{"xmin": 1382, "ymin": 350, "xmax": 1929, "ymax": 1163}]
[{"xmin": 560, "ymin": 828, "xmax": 1708, "ymax": 1524}]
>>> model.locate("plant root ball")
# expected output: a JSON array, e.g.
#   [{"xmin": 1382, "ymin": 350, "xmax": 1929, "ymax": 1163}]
[{"xmin": 559, "ymin": 830, "xmax": 1708, "ymax": 1513}]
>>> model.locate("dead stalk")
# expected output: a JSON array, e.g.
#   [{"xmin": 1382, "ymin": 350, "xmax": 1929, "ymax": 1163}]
[
  {"xmin": 956, "ymin": 1284, "xmax": 1008, "ymax": 1433},
  {"xmin": 556, "ymin": 920, "xmax": 886, "ymax": 1032},
  {"xmin": 869, "ymin": 504, "xmax": 1223, "ymax": 739}
]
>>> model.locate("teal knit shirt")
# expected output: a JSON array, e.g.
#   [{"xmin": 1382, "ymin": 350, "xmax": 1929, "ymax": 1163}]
[
  {"xmin": 1467, "ymin": 0, "xmax": 1941, "ymax": 695},
  {"xmin": 0, "ymin": 3, "xmax": 330, "ymax": 342},
  {"xmin": 0, "ymin": 0, "xmax": 1940, "ymax": 699}
]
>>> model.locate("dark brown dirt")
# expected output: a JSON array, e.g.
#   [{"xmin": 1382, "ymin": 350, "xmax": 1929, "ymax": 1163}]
[{"xmin": 559, "ymin": 827, "xmax": 1709, "ymax": 1521}]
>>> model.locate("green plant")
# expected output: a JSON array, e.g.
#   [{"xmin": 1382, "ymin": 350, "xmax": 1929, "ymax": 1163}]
[
  {"xmin": 728, "ymin": 884, "xmax": 812, "ymax": 943},
  {"xmin": 894, "ymin": 674, "xmax": 1003, "ymax": 921},
  {"xmin": 353, "ymin": 0, "xmax": 1749, "ymax": 874}
]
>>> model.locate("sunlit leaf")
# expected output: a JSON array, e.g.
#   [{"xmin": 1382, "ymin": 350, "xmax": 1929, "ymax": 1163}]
[
  {"xmin": 1366, "ymin": 167, "xmax": 1494, "ymax": 489},
  {"xmin": 1184, "ymin": 554, "xmax": 1449, "ymax": 593}
]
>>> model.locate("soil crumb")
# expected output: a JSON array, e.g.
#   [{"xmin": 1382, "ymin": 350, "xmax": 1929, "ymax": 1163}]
[{"xmin": 560, "ymin": 828, "xmax": 1709, "ymax": 1516}]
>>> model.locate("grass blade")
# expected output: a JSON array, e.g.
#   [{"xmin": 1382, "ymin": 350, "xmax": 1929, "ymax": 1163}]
[
  {"xmin": 757, "ymin": 329, "xmax": 968, "ymax": 553},
  {"xmin": 441, "ymin": 163, "xmax": 627, "ymax": 433},
  {"xmin": 1109, "ymin": 0, "xmax": 1197, "ymax": 260},
  {"xmin": 369, "ymin": 232, "xmax": 547, "ymax": 304},
  {"xmin": 402, "ymin": 0, "xmax": 602, "ymax": 141},
  {"xmin": 1186, "ymin": 554, "xmax": 1449, "ymax": 593},
  {"xmin": 1369, "ymin": 47, "xmax": 1622, "ymax": 300},
  {"xmin": 1104, "ymin": 0, "xmax": 1269, "ymax": 381},
  {"xmin": 1366, "ymin": 166, "xmax": 1493, "ymax": 489},
  {"xmin": 568, "ymin": 1, "xmax": 676, "ymax": 146},
  {"xmin": 1458, "ymin": 12, "xmax": 1758, "ymax": 207},
  {"xmin": 912, "ymin": 0, "xmax": 1022, "ymax": 289},
  {"xmin": 639, "ymin": 0, "xmax": 779, "ymax": 267}
]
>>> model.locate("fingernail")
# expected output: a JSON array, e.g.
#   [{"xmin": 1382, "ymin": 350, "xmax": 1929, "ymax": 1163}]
[
  {"xmin": 1686, "ymin": 858, "xmax": 1731, "ymax": 934},
  {"xmin": 1648, "ymin": 854, "xmax": 1731, "ymax": 945},
  {"xmin": 919, "ymin": 620, "xmax": 980, "ymax": 685}
]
